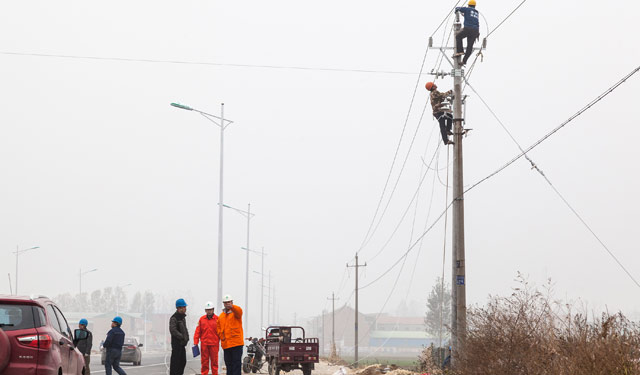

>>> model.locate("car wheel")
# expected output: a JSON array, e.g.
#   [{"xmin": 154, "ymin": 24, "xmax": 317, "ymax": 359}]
[{"xmin": 0, "ymin": 329, "xmax": 10, "ymax": 373}]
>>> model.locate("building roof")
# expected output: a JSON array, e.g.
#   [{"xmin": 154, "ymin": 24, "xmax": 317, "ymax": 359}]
[{"xmin": 375, "ymin": 316, "xmax": 425, "ymax": 325}]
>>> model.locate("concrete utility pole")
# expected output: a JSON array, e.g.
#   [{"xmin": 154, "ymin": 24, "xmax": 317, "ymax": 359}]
[
  {"xmin": 347, "ymin": 254, "xmax": 366, "ymax": 365},
  {"xmin": 327, "ymin": 292, "xmax": 339, "ymax": 356},
  {"xmin": 451, "ymin": 12, "xmax": 467, "ymax": 363}
]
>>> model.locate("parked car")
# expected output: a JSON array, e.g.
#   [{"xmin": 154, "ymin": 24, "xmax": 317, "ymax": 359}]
[
  {"xmin": 0, "ymin": 295, "xmax": 85, "ymax": 375},
  {"xmin": 101, "ymin": 337, "xmax": 143, "ymax": 366}
]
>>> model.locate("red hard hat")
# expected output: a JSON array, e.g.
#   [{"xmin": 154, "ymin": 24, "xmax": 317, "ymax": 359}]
[{"xmin": 425, "ymin": 82, "xmax": 435, "ymax": 91}]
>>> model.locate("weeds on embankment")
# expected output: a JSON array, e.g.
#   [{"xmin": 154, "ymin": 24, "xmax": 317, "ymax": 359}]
[{"xmin": 420, "ymin": 274, "xmax": 640, "ymax": 375}]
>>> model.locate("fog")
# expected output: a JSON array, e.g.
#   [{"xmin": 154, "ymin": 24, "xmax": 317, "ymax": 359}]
[{"xmin": 1, "ymin": 0, "xmax": 639, "ymax": 348}]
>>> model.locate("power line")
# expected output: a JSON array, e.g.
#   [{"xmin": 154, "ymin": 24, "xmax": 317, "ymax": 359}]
[
  {"xmin": 0, "ymin": 50, "xmax": 429, "ymax": 76},
  {"xmin": 355, "ymin": 47, "xmax": 432, "ymax": 255},
  {"xmin": 486, "ymin": 0, "xmax": 528, "ymax": 38},
  {"xmin": 464, "ymin": 70, "xmax": 640, "ymax": 290},
  {"xmin": 355, "ymin": 64, "xmax": 640, "ymax": 300},
  {"xmin": 464, "ymin": 65, "xmax": 640, "ymax": 195}
]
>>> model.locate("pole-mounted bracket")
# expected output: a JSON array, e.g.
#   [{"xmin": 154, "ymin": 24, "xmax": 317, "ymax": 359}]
[{"xmin": 429, "ymin": 69, "xmax": 450, "ymax": 78}]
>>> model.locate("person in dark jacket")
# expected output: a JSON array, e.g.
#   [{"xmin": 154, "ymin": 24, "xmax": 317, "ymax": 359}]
[
  {"xmin": 169, "ymin": 298, "xmax": 190, "ymax": 375},
  {"xmin": 453, "ymin": 0, "xmax": 480, "ymax": 66},
  {"xmin": 74, "ymin": 318, "xmax": 93, "ymax": 375},
  {"xmin": 425, "ymin": 82, "xmax": 454, "ymax": 145},
  {"xmin": 103, "ymin": 316, "xmax": 127, "ymax": 375}
]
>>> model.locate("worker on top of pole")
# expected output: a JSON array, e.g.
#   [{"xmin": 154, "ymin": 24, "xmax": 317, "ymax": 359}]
[
  {"xmin": 453, "ymin": 0, "xmax": 480, "ymax": 66},
  {"xmin": 426, "ymin": 82, "xmax": 454, "ymax": 146}
]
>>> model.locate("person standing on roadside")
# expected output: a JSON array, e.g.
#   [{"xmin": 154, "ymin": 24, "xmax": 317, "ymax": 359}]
[
  {"xmin": 103, "ymin": 316, "xmax": 127, "ymax": 375},
  {"xmin": 217, "ymin": 295, "xmax": 244, "ymax": 375},
  {"xmin": 194, "ymin": 301, "xmax": 220, "ymax": 375},
  {"xmin": 75, "ymin": 318, "xmax": 93, "ymax": 375},
  {"xmin": 169, "ymin": 298, "xmax": 190, "ymax": 375}
]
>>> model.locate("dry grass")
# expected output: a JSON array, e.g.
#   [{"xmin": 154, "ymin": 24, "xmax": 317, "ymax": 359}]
[{"xmin": 420, "ymin": 274, "xmax": 640, "ymax": 375}]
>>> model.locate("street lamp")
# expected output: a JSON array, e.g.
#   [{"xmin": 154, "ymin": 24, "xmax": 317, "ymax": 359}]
[
  {"xmin": 223, "ymin": 203, "xmax": 255, "ymax": 329},
  {"xmin": 171, "ymin": 102, "xmax": 234, "ymax": 311},
  {"xmin": 115, "ymin": 283, "xmax": 132, "ymax": 315},
  {"xmin": 13, "ymin": 246, "xmax": 40, "ymax": 295},
  {"xmin": 253, "ymin": 269, "xmax": 271, "ymax": 326},
  {"xmin": 79, "ymin": 268, "xmax": 98, "ymax": 294}
]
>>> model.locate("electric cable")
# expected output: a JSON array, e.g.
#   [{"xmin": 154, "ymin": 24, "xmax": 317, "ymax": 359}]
[{"xmin": 0, "ymin": 50, "xmax": 429, "ymax": 76}]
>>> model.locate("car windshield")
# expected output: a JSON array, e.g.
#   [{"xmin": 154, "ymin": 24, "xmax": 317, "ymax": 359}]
[
  {"xmin": 125, "ymin": 338, "xmax": 137, "ymax": 344},
  {"xmin": 0, "ymin": 304, "xmax": 36, "ymax": 332}
]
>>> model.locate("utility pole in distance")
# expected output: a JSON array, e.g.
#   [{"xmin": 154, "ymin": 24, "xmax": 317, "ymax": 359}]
[
  {"xmin": 327, "ymin": 292, "xmax": 340, "ymax": 357},
  {"xmin": 347, "ymin": 254, "xmax": 366, "ymax": 365}
]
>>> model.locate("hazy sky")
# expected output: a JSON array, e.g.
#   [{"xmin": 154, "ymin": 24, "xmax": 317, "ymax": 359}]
[{"xmin": 1, "ymin": 0, "xmax": 639, "ymax": 335}]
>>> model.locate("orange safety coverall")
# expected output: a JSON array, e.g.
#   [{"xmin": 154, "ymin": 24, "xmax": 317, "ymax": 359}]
[
  {"xmin": 194, "ymin": 314, "xmax": 220, "ymax": 375},
  {"xmin": 216, "ymin": 305, "xmax": 244, "ymax": 349}
]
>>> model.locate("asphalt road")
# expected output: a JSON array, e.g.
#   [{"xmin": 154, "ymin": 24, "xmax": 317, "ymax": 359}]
[{"xmin": 89, "ymin": 352, "xmax": 202, "ymax": 375}]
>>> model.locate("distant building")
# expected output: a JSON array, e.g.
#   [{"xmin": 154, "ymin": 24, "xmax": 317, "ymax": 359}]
[{"xmin": 307, "ymin": 308, "xmax": 434, "ymax": 358}]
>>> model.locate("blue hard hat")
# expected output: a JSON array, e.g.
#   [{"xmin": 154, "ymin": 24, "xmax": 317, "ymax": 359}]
[
  {"xmin": 79, "ymin": 318, "xmax": 88, "ymax": 326},
  {"xmin": 175, "ymin": 298, "xmax": 187, "ymax": 308},
  {"xmin": 112, "ymin": 316, "xmax": 123, "ymax": 325}
]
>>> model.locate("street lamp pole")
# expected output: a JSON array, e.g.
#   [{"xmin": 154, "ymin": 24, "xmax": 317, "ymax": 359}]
[
  {"xmin": 14, "ymin": 246, "xmax": 39, "ymax": 295},
  {"xmin": 224, "ymin": 203, "xmax": 255, "ymax": 330},
  {"xmin": 79, "ymin": 268, "xmax": 98, "ymax": 294},
  {"xmin": 171, "ymin": 102, "xmax": 234, "ymax": 311}
]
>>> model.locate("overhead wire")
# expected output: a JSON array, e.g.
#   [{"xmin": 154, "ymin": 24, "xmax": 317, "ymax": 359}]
[
  {"xmin": 360, "ymin": 5, "xmax": 458, "ymax": 262},
  {"xmin": 486, "ymin": 0, "xmax": 527, "ymax": 38},
  {"xmin": 463, "ymin": 65, "xmax": 640, "ymax": 195},
  {"xmin": 438, "ymin": 147, "xmax": 451, "ymax": 347},
  {"xmin": 355, "ymin": 0, "xmax": 467, "ymax": 258},
  {"xmin": 352, "ymin": 65, "xmax": 640, "ymax": 317},
  {"xmin": 0, "ymin": 50, "xmax": 431, "ymax": 76},
  {"xmin": 462, "ymin": 68, "xmax": 640, "ymax": 290},
  {"xmin": 365, "ymin": 142, "xmax": 441, "ymax": 265}
]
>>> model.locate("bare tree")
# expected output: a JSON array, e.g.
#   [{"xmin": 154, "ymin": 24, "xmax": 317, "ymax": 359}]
[{"xmin": 425, "ymin": 277, "xmax": 451, "ymax": 342}]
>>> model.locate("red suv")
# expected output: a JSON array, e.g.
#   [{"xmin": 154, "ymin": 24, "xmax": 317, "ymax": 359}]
[{"xmin": 0, "ymin": 295, "xmax": 85, "ymax": 374}]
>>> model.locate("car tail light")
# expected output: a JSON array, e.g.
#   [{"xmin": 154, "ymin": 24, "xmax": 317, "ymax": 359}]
[
  {"xmin": 17, "ymin": 334, "xmax": 52, "ymax": 350},
  {"xmin": 308, "ymin": 356, "xmax": 317, "ymax": 361},
  {"xmin": 126, "ymin": 345, "xmax": 136, "ymax": 349},
  {"xmin": 281, "ymin": 356, "xmax": 291, "ymax": 361}
]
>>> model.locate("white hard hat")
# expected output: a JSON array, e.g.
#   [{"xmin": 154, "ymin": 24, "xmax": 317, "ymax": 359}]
[
  {"xmin": 205, "ymin": 301, "xmax": 215, "ymax": 310},
  {"xmin": 222, "ymin": 294, "xmax": 233, "ymax": 302}
]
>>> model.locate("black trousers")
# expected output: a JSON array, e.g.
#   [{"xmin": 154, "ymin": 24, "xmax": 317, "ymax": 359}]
[
  {"xmin": 434, "ymin": 112, "xmax": 453, "ymax": 144},
  {"xmin": 170, "ymin": 343, "xmax": 187, "ymax": 375},
  {"xmin": 224, "ymin": 345, "xmax": 244, "ymax": 375},
  {"xmin": 455, "ymin": 27, "xmax": 480, "ymax": 64},
  {"xmin": 105, "ymin": 348, "xmax": 127, "ymax": 375}
]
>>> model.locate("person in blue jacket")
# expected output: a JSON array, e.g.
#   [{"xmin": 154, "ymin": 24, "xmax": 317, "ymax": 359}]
[
  {"xmin": 453, "ymin": 0, "xmax": 480, "ymax": 66},
  {"xmin": 103, "ymin": 316, "xmax": 127, "ymax": 375}
]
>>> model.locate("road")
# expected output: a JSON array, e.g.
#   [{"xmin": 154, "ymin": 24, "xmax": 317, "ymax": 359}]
[
  {"xmin": 89, "ymin": 352, "xmax": 201, "ymax": 375},
  {"xmin": 90, "ymin": 353, "xmax": 343, "ymax": 375}
]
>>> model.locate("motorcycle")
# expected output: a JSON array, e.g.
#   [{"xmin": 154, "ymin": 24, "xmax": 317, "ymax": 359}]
[{"xmin": 243, "ymin": 337, "xmax": 266, "ymax": 373}]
